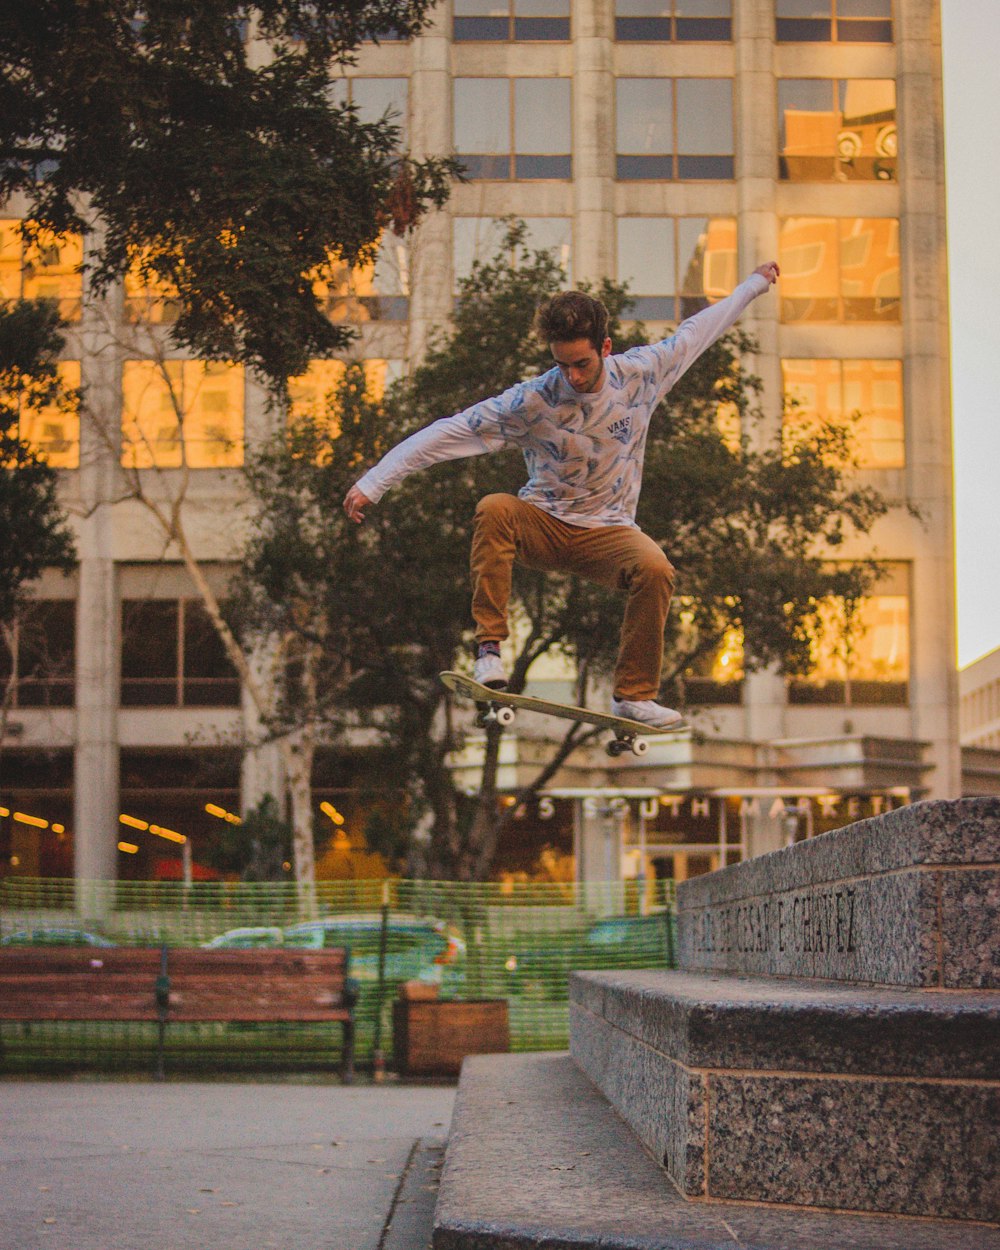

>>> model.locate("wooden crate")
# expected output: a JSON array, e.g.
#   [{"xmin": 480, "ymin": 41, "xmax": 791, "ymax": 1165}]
[{"xmin": 393, "ymin": 998, "xmax": 510, "ymax": 1077}]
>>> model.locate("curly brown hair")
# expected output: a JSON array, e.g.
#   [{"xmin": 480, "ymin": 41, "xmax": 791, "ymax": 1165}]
[{"xmin": 533, "ymin": 290, "xmax": 610, "ymax": 352}]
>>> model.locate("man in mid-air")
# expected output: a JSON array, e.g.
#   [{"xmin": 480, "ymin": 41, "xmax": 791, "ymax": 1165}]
[{"xmin": 343, "ymin": 260, "xmax": 779, "ymax": 728}]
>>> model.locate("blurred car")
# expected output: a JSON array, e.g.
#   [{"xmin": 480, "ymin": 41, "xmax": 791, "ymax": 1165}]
[
  {"xmin": 0, "ymin": 926, "xmax": 117, "ymax": 947},
  {"xmin": 503, "ymin": 911, "xmax": 675, "ymax": 1001},
  {"xmin": 201, "ymin": 926, "xmax": 284, "ymax": 949},
  {"xmin": 201, "ymin": 914, "xmax": 467, "ymax": 992},
  {"xmin": 282, "ymin": 914, "xmax": 466, "ymax": 991}
]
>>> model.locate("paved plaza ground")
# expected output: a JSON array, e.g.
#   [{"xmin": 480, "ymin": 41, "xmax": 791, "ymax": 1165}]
[{"xmin": 0, "ymin": 1076, "xmax": 455, "ymax": 1250}]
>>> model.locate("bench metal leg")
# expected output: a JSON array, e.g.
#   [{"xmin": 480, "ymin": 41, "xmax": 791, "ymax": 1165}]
[{"xmin": 341, "ymin": 1020, "xmax": 355, "ymax": 1085}]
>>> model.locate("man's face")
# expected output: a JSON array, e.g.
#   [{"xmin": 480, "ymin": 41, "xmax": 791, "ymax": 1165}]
[{"xmin": 550, "ymin": 336, "xmax": 612, "ymax": 394}]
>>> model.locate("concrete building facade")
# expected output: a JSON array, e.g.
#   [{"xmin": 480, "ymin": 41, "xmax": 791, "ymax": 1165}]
[{"xmin": 0, "ymin": 0, "xmax": 966, "ymax": 886}]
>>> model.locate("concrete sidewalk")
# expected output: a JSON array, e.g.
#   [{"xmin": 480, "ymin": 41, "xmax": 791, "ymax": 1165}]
[{"xmin": 0, "ymin": 1077, "xmax": 455, "ymax": 1250}]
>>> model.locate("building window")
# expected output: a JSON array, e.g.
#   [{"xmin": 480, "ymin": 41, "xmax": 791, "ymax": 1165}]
[
  {"xmin": 778, "ymin": 217, "xmax": 900, "ymax": 323},
  {"xmin": 288, "ymin": 358, "xmax": 404, "ymax": 434},
  {"xmin": 329, "ymin": 77, "xmax": 408, "ymax": 147},
  {"xmin": 616, "ymin": 216, "xmax": 737, "ymax": 321},
  {"xmin": 615, "ymin": 0, "xmax": 731, "ymax": 42},
  {"xmin": 15, "ymin": 360, "xmax": 80, "ymax": 469},
  {"xmin": 312, "ymin": 230, "xmax": 410, "ymax": 322},
  {"xmin": 453, "ymin": 218, "xmax": 573, "ymax": 289},
  {"xmin": 616, "ymin": 79, "xmax": 734, "ymax": 179},
  {"xmin": 782, "ymin": 359, "xmax": 904, "ymax": 468},
  {"xmin": 121, "ymin": 360, "xmax": 245, "ymax": 468},
  {"xmin": 779, "ymin": 80, "xmax": 896, "ymax": 181},
  {"xmin": 0, "ymin": 601, "xmax": 75, "ymax": 709},
  {"xmin": 680, "ymin": 626, "xmax": 744, "ymax": 705},
  {"xmin": 454, "ymin": 0, "xmax": 569, "ymax": 41},
  {"xmin": 789, "ymin": 564, "xmax": 910, "ymax": 706},
  {"xmin": 454, "ymin": 79, "xmax": 572, "ymax": 180},
  {"xmin": 776, "ymin": 0, "xmax": 892, "ymax": 44},
  {"xmin": 120, "ymin": 599, "xmax": 240, "ymax": 708},
  {"xmin": 0, "ymin": 220, "xmax": 83, "ymax": 322}
]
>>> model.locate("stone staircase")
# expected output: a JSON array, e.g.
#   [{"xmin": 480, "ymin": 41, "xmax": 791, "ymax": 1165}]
[{"xmin": 433, "ymin": 797, "xmax": 1000, "ymax": 1249}]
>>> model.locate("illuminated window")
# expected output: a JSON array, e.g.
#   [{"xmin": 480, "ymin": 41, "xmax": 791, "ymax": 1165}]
[
  {"xmin": 778, "ymin": 217, "xmax": 899, "ymax": 322},
  {"xmin": 121, "ymin": 361, "xmax": 244, "ymax": 468},
  {"xmin": 124, "ymin": 251, "xmax": 182, "ymax": 324},
  {"xmin": 312, "ymin": 230, "xmax": 410, "ymax": 323},
  {"xmin": 617, "ymin": 216, "xmax": 737, "ymax": 320},
  {"xmin": 16, "ymin": 360, "xmax": 81, "ymax": 469},
  {"xmin": 776, "ymin": 0, "xmax": 892, "ymax": 43},
  {"xmin": 0, "ymin": 601, "xmax": 75, "ymax": 708},
  {"xmin": 454, "ymin": 0, "xmax": 569, "ymax": 41},
  {"xmin": 454, "ymin": 79, "xmax": 572, "ymax": 180},
  {"xmin": 453, "ymin": 218, "xmax": 573, "ymax": 289},
  {"xmin": 779, "ymin": 79, "xmax": 896, "ymax": 181},
  {"xmin": 121, "ymin": 599, "xmax": 240, "ymax": 707},
  {"xmin": 616, "ymin": 0, "xmax": 731, "ymax": 42},
  {"xmin": 782, "ymin": 358, "xmax": 904, "ymax": 468},
  {"xmin": 288, "ymin": 358, "xmax": 403, "ymax": 434},
  {"xmin": 789, "ymin": 564, "xmax": 910, "ymax": 706},
  {"xmin": 616, "ymin": 79, "xmax": 734, "ymax": 179},
  {"xmin": 0, "ymin": 220, "xmax": 83, "ymax": 321}
]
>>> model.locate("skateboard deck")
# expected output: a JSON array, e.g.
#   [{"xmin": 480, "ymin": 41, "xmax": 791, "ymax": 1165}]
[{"xmin": 440, "ymin": 671, "xmax": 687, "ymax": 758}]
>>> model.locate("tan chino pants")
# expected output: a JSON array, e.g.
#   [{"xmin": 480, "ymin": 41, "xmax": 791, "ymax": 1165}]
[{"xmin": 470, "ymin": 494, "xmax": 676, "ymax": 702}]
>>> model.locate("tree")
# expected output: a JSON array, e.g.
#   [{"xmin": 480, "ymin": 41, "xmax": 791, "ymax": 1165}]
[
  {"xmin": 202, "ymin": 793, "xmax": 292, "ymax": 882},
  {"xmin": 235, "ymin": 224, "xmax": 893, "ymax": 880},
  {"xmin": 0, "ymin": 0, "xmax": 458, "ymax": 392},
  {"xmin": 0, "ymin": 297, "xmax": 77, "ymax": 759}
]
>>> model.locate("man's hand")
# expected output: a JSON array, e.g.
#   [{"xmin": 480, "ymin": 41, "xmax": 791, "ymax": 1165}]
[
  {"xmin": 754, "ymin": 260, "xmax": 780, "ymax": 285},
  {"xmin": 343, "ymin": 484, "xmax": 372, "ymax": 524}
]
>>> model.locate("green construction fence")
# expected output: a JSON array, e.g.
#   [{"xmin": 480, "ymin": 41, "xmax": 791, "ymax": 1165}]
[{"xmin": 0, "ymin": 876, "xmax": 676, "ymax": 1075}]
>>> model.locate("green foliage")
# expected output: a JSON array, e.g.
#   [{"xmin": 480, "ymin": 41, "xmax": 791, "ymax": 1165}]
[
  {"xmin": 201, "ymin": 792, "xmax": 292, "ymax": 881},
  {"xmin": 0, "ymin": 299, "xmax": 76, "ymax": 625},
  {"xmin": 0, "ymin": 1, "xmax": 458, "ymax": 390},
  {"xmin": 234, "ymin": 223, "xmax": 892, "ymax": 877}
]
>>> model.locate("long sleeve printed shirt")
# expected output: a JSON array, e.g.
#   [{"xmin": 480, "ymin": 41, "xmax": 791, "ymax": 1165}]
[{"xmin": 355, "ymin": 272, "xmax": 769, "ymax": 530}]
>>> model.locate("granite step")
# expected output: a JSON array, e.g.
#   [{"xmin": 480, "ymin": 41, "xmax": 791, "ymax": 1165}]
[
  {"xmin": 569, "ymin": 968, "xmax": 1000, "ymax": 1222},
  {"xmin": 433, "ymin": 1052, "xmax": 1000, "ymax": 1250}
]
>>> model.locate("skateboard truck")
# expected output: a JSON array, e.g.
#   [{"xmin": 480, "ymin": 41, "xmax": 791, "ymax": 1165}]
[
  {"xmin": 475, "ymin": 700, "xmax": 516, "ymax": 729},
  {"xmin": 476, "ymin": 699, "xmax": 649, "ymax": 757}
]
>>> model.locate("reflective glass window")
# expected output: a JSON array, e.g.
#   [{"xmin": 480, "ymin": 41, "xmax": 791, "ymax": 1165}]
[
  {"xmin": 779, "ymin": 79, "xmax": 896, "ymax": 181},
  {"xmin": 776, "ymin": 0, "xmax": 892, "ymax": 43},
  {"xmin": 454, "ymin": 79, "xmax": 572, "ymax": 180},
  {"xmin": 616, "ymin": 0, "xmax": 730, "ymax": 42},
  {"xmin": 16, "ymin": 360, "xmax": 80, "ymax": 470},
  {"xmin": 0, "ymin": 220, "xmax": 83, "ymax": 321},
  {"xmin": 616, "ymin": 216, "xmax": 736, "ymax": 321},
  {"xmin": 121, "ymin": 600, "xmax": 240, "ymax": 708},
  {"xmin": 616, "ymin": 80, "xmax": 733, "ymax": 179},
  {"xmin": 778, "ymin": 217, "xmax": 899, "ymax": 322},
  {"xmin": 121, "ymin": 361, "xmax": 245, "ymax": 468},
  {"xmin": 454, "ymin": 0, "xmax": 569, "ymax": 42},
  {"xmin": 288, "ymin": 359, "xmax": 404, "ymax": 437},
  {"xmin": 782, "ymin": 358, "xmax": 904, "ymax": 468},
  {"xmin": 789, "ymin": 564, "xmax": 909, "ymax": 705},
  {"xmin": 453, "ymin": 218, "xmax": 573, "ymax": 289},
  {"xmin": 1, "ymin": 601, "xmax": 75, "ymax": 708},
  {"xmin": 312, "ymin": 229, "xmax": 410, "ymax": 322}
]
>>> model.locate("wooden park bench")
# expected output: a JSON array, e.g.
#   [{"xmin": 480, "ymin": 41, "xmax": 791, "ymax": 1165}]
[{"xmin": 0, "ymin": 945, "xmax": 357, "ymax": 1080}]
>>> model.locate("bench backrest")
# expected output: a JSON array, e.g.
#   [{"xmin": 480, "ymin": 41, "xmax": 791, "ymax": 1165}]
[{"xmin": 0, "ymin": 946, "xmax": 352, "ymax": 1022}]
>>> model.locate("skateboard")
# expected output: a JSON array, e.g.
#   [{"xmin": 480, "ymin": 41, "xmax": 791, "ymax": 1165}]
[{"xmin": 440, "ymin": 671, "xmax": 687, "ymax": 758}]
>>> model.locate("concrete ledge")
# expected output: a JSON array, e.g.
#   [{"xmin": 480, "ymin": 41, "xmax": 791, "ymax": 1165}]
[
  {"xmin": 569, "ymin": 970, "xmax": 1000, "ymax": 1221},
  {"xmin": 677, "ymin": 798, "xmax": 1000, "ymax": 988},
  {"xmin": 432, "ymin": 1052, "xmax": 1000, "ymax": 1250}
]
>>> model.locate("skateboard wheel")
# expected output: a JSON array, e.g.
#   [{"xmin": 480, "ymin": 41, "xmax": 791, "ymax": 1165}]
[
  {"xmin": 631, "ymin": 738, "xmax": 649, "ymax": 757},
  {"xmin": 495, "ymin": 705, "xmax": 516, "ymax": 727}
]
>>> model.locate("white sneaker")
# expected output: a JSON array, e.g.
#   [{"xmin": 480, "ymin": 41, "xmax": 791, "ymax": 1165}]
[
  {"xmin": 474, "ymin": 652, "xmax": 508, "ymax": 689},
  {"xmin": 611, "ymin": 697, "xmax": 684, "ymax": 730}
]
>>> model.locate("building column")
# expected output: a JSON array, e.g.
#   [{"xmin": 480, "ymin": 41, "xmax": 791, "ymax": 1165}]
[
  {"xmin": 408, "ymin": 8, "xmax": 452, "ymax": 363},
  {"xmin": 572, "ymin": 0, "xmax": 615, "ymax": 285},
  {"xmin": 734, "ymin": 0, "xmax": 786, "ymax": 745},
  {"xmin": 896, "ymin": 0, "xmax": 961, "ymax": 798}
]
